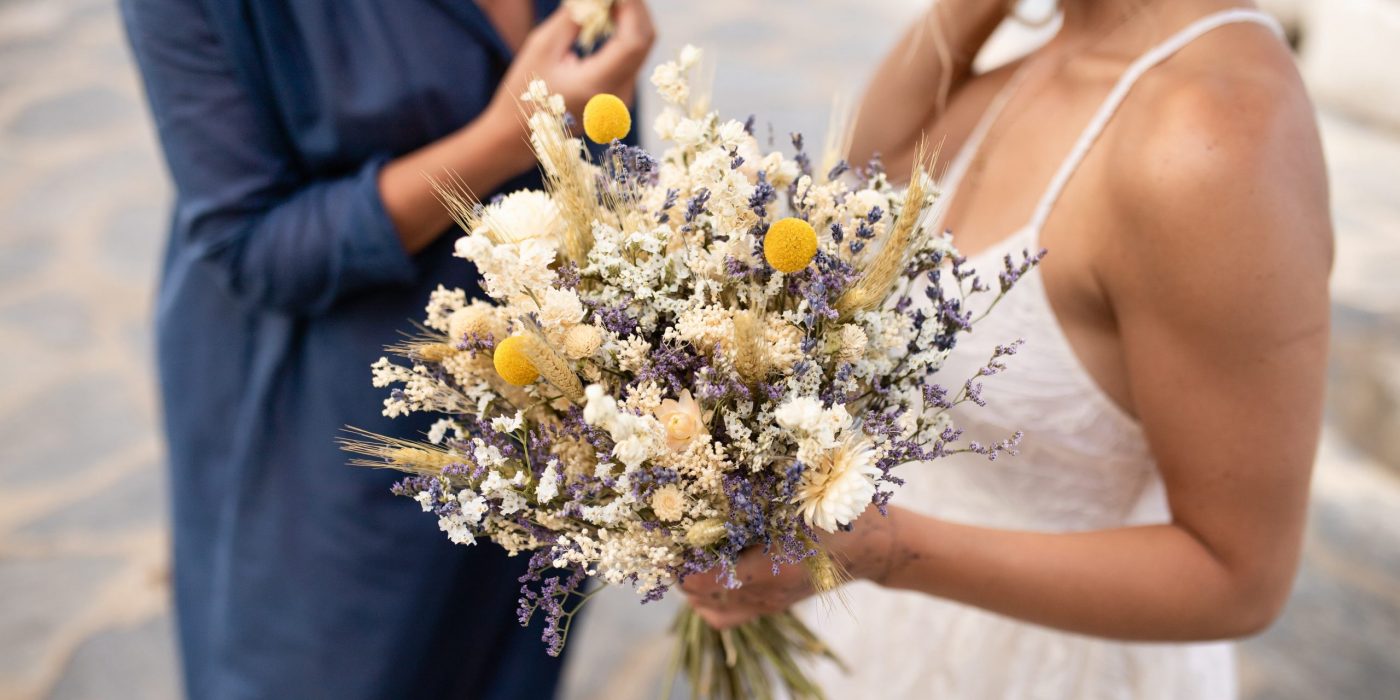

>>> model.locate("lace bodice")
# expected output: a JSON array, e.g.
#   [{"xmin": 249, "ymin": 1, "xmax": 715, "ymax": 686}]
[{"xmin": 801, "ymin": 10, "xmax": 1285, "ymax": 699}]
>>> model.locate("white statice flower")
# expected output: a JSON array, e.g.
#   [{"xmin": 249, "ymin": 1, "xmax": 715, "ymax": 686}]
[
  {"xmin": 796, "ymin": 436, "xmax": 880, "ymax": 532},
  {"xmin": 653, "ymin": 109, "xmax": 681, "ymax": 142},
  {"xmin": 455, "ymin": 233, "xmax": 558, "ymax": 306},
  {"xmin": 427, "ymin": 418, "xmax": 458, "ymax": 445},
  {"xmin": 490, "ymin": 411, "xmax": 524, "ymax": 434},
  {"xmin": 774, "ymin": 396, "xmax": 851, "ymax": 463},
  {"xmin": 481, "ymin": 471, "xmax": 526, "ymax": 516},
  {"xmin": 424, "ymin": 285, "xmax": 467, "ymax": 332},
  {"xmin": 715, "ymin": 119, "xmax": 748, "ymax": 150},
  {"xmin": 674, "ymin": 305, "xmax": 733, "ymax": 352},
  {"xmin": 765, "ymin": 319, "xmax": 805, "ymax": 374},
  {"xmin": 472, "ymin": 439, "xmax": 508, "ymax": 470},
  {"xmin": 371, "ymin": 357, "xmax": 408, "ymax": 389},
  {"xmin": 624, "ymin": 381, "xmax": 665, "ymax": 415},
  {"xmin": 414, "ymin": 491, "xmax": 436, "ymax": 513},
  {"xmin": 457, "ymin": 489, "xmax": 488, "ymax": 525},
  {"xmin": 846, "ymin": 188, "xmax": 889, "ymax": 220},
  {"xmin": 761, "ymin": 151, "xmax": 801, "ymax": 189},
  {"xmin": 438, "ymin": 514, "xmax": 477, "ymax": 545},
  {"xmin": 650, "ymin": 484, "xmax": 686, "ymax": 522},
  {"xmin": 650, "ymin": 46, "xmax": 701, "ymax": 107},
  {"xmin": 536, "ymin": 462, "xmax": 561, "ymax": 503},
  {"xmin": 521, "ymin": 79, "xmax": 563, "ymax": 115}
]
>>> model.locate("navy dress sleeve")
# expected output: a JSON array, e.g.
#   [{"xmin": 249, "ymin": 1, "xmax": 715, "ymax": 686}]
[{"xmin": 122, "ymin": 0, "xmax": 416, "ymax": 316}]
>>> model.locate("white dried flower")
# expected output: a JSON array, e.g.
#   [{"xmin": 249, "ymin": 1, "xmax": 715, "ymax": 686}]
[
  {"xmin": 536, "ymin": 462, "xmax": 561, "ymax": 503},
  {"xmin": 774, "ymin": 396, "xmax": 850, "ymax": 463},
  {"xmin": 538, "ymin": 287, "xmax": 586, "ymax": 331},
  {"xmin": 490, "ymin": 411, "xmax": 524, "ymax": 434},
  {"xmin": 796, "ymin": 436, "xmax": 879, "ymax": 532},
  {"xmin": 474, "ymin": 191, "xmax": 565, "ymax": 244}
]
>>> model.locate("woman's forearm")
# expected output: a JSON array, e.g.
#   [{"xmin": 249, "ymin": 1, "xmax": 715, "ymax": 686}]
[
  {"xmin": 378, "ymin": 104, "xmax": 537, "ymax": 254},
  {"xmin": 848, "ymin": 0, "xmax": 1006, "ymax": 168},
  {"xmin": 866, "ymin": 506, "xmax": 1288, "ymax": 641}
]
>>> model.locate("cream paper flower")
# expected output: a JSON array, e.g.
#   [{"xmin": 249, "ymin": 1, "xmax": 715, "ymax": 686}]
[
  {"xmin": 475, "ymin": 191, "xmax": 565, "ymax": 244},
  {"xmin": 655, "ymin": 390, "xmax": 706, "ymax": 451},
  {"xmin": 796, "ymin": 436, "xmax": 879, "ymax": 532},
  {"xmin": 651, "ymin": 484, "xmax": 685, "ymax": 522},
  {"xmin": 537, "ymin": 286, "xmax": 586, "ymax": 333}
]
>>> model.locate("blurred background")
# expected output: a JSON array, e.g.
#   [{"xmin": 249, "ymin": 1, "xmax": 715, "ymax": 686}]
[{"xmin": 0, "ymin": 0, "xmax": 1396, "ymax": 698}]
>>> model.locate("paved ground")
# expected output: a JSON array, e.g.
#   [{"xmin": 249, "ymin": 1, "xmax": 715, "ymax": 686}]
[{"xmin": 0, "ymin": 1, "xmax": 1396, "ymax": 699}]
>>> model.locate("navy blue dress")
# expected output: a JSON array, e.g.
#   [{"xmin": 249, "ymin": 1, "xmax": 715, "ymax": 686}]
[{"xmin": 120, "ymin": 1, "xmax": 569, "ymax": 697}]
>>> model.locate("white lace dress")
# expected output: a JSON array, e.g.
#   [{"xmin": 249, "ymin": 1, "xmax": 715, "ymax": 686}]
[{"xmin": 801, "ymin": 10, "xmax": 1284, "ymax": 699}]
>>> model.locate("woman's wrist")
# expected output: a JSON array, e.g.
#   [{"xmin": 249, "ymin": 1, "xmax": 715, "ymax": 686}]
[
  {"xmin": 831, "ymin": 505, "xmax": 904, "ymax": 586},
  {"xmin": 469, "ymin": 100, "xmax": 539, "ymax": 179}
]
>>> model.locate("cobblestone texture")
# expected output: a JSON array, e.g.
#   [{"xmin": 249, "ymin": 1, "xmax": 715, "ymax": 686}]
[{"xmin": 0, "ymin": 1, "xmax": 1395, "ymax": 699}]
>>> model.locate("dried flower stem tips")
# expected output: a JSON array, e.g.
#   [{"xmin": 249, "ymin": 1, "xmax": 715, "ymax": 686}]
[
  {"xmin": 763, "ymin": 217, "xmax": 818, "ymax": 273},
  {"xmin": 583, "ymin": 93, "xmax": 632, "ymax": 144},
  {"xmin": 493, "ymin": 335, "xmax": 540, "ymax": 386}
]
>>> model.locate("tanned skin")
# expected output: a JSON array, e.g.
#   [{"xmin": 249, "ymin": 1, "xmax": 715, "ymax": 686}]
[
  {"xmin": 378, "ymin": 1, "xmax": 656, "ymax": 254},
  {"xmin": 683, "ymin": 0, "xmax": 1331, "ymax": 642}
]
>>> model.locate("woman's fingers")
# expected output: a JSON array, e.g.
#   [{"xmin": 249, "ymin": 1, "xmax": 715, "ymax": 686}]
[
  {"xmin": 582, "ymin": 0, "xmax": 655, "ymax": 87},
  {"xmin": 693, "ymin": 605, "xmax": 753, "ymax": 631},
  {"xmin": 518, "ymin": 6, "xmax": 580, "ymax": 62}
]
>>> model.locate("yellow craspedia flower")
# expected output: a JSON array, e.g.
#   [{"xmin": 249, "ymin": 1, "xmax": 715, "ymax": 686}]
[
  {"xmin": 493, "ymin": 335, "xmax": 539, "ymax": 386},
  {"xmin": 582, "ymin": 93, "xmax": 631, "ymax": 144},
  {"xmin": 763, "ymin": 217, "xmax": 818, "ymax": 273}
]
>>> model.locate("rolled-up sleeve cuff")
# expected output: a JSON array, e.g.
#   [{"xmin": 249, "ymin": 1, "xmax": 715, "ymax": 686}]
[{"xmin": 340, "ymin": 155, "xmax": 418, "ymax": 292}]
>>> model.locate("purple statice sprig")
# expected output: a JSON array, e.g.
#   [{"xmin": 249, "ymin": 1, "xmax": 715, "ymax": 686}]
[{"xmin": 516, "ymin": 550, "xmax": 595, "ymax": 657}]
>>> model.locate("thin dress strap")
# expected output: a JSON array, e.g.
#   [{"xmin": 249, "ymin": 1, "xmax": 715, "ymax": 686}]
[{"xmin": 1026, "ymin": 8, "xmax": 1285, "ymax": 236}]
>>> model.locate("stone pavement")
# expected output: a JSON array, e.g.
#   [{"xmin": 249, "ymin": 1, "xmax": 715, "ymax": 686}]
[{"xmin": 0, "ymin": 1, "xmax": 1395, "ymax": 699}]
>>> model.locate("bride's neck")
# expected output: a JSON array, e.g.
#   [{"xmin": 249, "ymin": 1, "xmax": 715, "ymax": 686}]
[
  {"xmin": 1057, "ymin": 0, "xmax": 1152, "ymax": 34},
  {"xmin": 1056, "ymin": 0, "xmax": 1246, "ymax": 38}
]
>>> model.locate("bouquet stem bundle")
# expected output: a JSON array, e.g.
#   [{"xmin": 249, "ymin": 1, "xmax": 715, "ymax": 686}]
[{"xmin": 668, "ymin": 608, "xmax": 840, "ymax": 700}]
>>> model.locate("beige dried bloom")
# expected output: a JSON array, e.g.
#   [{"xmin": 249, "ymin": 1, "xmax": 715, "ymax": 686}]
[
  {"xmin": 562, "ymin": 324, "xmax": 603, "ymax": 359},
  {"xmin": 836, "ymin": 324, "xmax": 868, "ymax": 362},
  {"xmin": 651, "ymin": 484, "xmax": 686, "ymax": 522}
]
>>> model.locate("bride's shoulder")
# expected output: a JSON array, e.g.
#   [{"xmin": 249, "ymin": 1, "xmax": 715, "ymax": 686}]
[
  {"xmin": 1104, "ymin": 30, "xmax": 1329, "ymax": 253},
  {"xmin": 1092, "ymin": 29, "xmax": 1331, "ymax": 307}
]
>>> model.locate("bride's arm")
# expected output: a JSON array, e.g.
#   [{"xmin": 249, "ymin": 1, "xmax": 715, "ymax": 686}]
[
  {"xmin": 683, "ymin": 66, "xmax": 1332, "ymax": 642},
  {"xmin": 848, "ymin": 0, "xmax": 1006, "ymax": 170}
]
